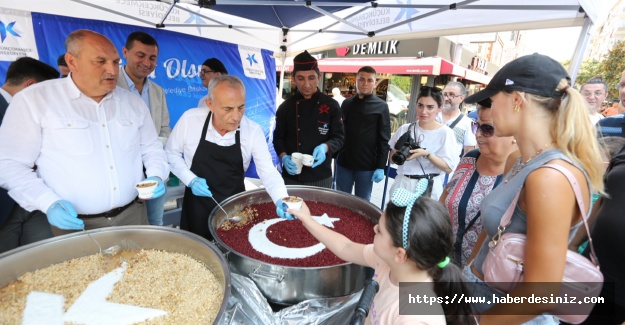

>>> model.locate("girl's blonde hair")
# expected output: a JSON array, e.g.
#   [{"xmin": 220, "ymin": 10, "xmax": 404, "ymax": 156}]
[{"xmin": 524, "ymin": 78, "xmax": 605, "ymax": 193}]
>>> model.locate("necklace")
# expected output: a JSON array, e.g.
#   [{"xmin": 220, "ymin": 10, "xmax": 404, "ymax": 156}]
[{"xmin": 504, "ymin": 142, "xmax": 553, "ymax": 184}]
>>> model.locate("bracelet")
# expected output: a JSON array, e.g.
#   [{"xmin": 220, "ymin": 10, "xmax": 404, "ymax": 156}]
[{"xmin": 425, "ymin": 153, "xmax": 432, "ymax": 159}]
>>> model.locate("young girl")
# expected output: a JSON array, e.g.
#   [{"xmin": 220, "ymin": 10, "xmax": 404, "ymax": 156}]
[{"xmin": 287, "ymin": 179, "xmax": 471, "ymax": 325}]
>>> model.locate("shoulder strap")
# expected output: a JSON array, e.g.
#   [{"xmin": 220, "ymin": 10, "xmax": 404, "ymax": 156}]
[
  {"xmin": 449, "ymin": 113, "xmax": 464, "ymax": 129},
  {"xmin": 540, "ymin": 164, "xmax": 599, "ymax": 266},
  {"xmin": 498, "ymin": 164, "xmax": 599, "ymax": 266}
]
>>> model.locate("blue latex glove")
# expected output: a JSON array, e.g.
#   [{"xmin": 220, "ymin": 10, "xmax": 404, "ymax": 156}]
[
  {"xmin": 145, "ymin": 176, "xmax": 166, "ymax": 199},
  {"xmin": 46, "ymin": 200, "xmax": 84, "ymax": 230},
  {"xmin": 281, "ymin": 155, "xmax": 298, "ymax": 175},
  {"xmin": 276, "ymin": 199, "xmax": 294, "ymax": 220},
  {"xmin": 189, "ymin": 177, "xmax": 212, "ymax": 197},
  {"xmin": 311, "ymin": 144, "xmax": 328, "ymax": 168},
  {"xmin": 372, "ymin": 169, "xmax": 385, "ymax": 183}
]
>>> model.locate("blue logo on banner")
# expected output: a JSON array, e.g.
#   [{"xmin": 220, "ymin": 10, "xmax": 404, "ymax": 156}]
[
  {"xmin": 246, "ymin": 53, "xmax": 258, "ymax": 66},
  {"xmin": 394, "ymin": 0, "xmax": 419, "ymax": 31},
  {"xmin": 0, "ymin": 21, "xmax": 20, "ymax": 42},
  {"xmin": 184, "ymin": 10, "xmax": 206, "ymax": 34}
]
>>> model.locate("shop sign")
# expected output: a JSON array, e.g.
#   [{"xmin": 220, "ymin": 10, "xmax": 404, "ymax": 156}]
[
  {"xmin": 470, "ymin": 56, "xmax": 488, "ymax": 73},
  {"xmin": 352, "ymin": 40, "xmax": 399, "ymax": 55}
]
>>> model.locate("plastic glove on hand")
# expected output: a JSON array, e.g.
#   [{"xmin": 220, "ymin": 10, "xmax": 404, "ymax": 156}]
[
  {"xmin": 276, "ymin": 199, "xmax": 295, "ymax": 220},
  {"xmin": 311, "ymin": 144, "xmax": 328, "ymax": 168},
  {"xmin": 145, "ymin": 176, "xmax": 166, "ymax": 199},
  {"xmin": 281, "ymin": 155, "xmax": 298, "ymax": 175},
  {"xmin": 46, "ymin": 200, "xmax": 84, "ymax": 230},
  {"xmin": 189, "ymin": 177, "xmax": 212, "ymax": 197},
  {"xmin": 372, "ymin": 169, "xmax": 385, "ymax": 183}
]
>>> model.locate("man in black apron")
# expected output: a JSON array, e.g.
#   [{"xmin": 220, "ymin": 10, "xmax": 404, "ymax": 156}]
[
  {"xmin": 166, "ymin": 76, "xmax": 290, "ymax": 240},
  {"xmin": 273, "ymin": 50, "xmax": 344, "ymax": 188}
]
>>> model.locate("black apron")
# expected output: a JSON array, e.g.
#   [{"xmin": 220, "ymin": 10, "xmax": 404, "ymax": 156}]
[{"xmin": 180, "ymin": 112, "xmax": 245, "ymax": 240}]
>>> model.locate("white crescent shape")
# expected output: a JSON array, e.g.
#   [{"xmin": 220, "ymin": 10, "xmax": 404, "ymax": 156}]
[{"xmin": 248, "ymin": 214, "xmax": 340, "ymax": 259}]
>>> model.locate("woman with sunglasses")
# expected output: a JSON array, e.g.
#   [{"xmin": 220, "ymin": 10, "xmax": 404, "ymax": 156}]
[
  {"xmin": 462, "ymin": 54, "xmax": 605, "ymax": 324},
  {"xmin": 439, "ymin": 100, "xmax": 518, "ymax": 266},
  {"xmin": 389, "ymin": 86, "xmax": 460, "ymax": 200}
]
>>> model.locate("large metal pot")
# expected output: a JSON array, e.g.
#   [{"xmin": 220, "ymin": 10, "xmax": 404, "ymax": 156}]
[
  {"xmin": 209, "ymin": 186, "xmax": 382, "ymax": 305},
  {"xmin": 0, "ymin": 226, "xmax": 231, "ymax": 323}
]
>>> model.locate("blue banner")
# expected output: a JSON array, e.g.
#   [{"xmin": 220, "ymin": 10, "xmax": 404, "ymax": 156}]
[{"xmin": 2, "ymin": 12, "xmax": 277, "ymax": 177}]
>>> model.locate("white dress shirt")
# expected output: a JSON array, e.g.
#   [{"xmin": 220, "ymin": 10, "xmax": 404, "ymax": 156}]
[
  {"xmin": 166, "ymin": 107, "xmax": 288, "ymax": 203},
  {"xmin": 0, "ymin": 76, "xmax": 169, "ymax": 214},
  {"xmin": 436, "ymin": 111, "xmax": 477, "ymax": 151}
]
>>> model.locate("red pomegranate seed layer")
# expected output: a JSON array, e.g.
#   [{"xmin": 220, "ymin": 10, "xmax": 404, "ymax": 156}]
[{"xmin": 216, "ymin": 201, "xmax": 376, "ymax": 267}]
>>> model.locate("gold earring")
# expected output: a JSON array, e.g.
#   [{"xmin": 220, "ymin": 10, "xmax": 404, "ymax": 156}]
[{"xmin": 513, "ymin": 105, "xmax": 520, "ymax": 113}]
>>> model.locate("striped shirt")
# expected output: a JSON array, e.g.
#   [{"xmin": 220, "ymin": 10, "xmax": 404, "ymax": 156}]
[{"xmin": 596, "ymin": 114, "xmax": 625, "ymax": 138}]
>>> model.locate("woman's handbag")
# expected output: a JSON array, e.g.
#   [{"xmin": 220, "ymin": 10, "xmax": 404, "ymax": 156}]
[{"xmin": 481, "ymin": 164, "xmax": 603, "ymax": 324}]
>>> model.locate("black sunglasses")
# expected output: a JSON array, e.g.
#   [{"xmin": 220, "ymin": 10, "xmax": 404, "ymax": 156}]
[{"xmin": 471, "ymin": 122, "xmax": 495, "ymax": 137}]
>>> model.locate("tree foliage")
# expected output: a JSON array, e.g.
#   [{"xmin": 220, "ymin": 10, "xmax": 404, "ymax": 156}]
[
  {"xmin": 561, "ymin": 59, "xmax": 602, "ymax": 89},
  {"xmin": 598, "ymin": 40, "xmax": 625, "ymax": 100}
]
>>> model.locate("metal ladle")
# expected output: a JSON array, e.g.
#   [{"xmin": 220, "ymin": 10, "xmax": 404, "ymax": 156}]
[{"xmin": 210, "ymin": 196, "xmax": 242, "ymax": 222}]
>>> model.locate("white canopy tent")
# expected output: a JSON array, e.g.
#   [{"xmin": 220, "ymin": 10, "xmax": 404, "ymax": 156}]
[{"xmin": 3, "ymin": 1, "xmax": 616, "ymax": 74}]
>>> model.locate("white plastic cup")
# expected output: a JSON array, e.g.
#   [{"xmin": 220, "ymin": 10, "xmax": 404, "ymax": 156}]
[
  {"xmin": 291, "ymin": 152, "xmax": 304, "ymax": 174},
  {"xmin": 135, "ymin": 180, "xmax": 158, "ymax": 199},
  {"xmin": 301, "ymin": 154, "xmax": 314, "ymax": 167},
  {"xmin": 282, "ymin": 196, "xmax": 303, "ymax": 210}
]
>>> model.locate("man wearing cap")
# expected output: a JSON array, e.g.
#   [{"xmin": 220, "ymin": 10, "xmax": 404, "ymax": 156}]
[
  {"xmin": 197, "ymin": 58, "xmax": 228, "ymax": 108},
  {"xmin": 166, "ymin": 75, "xmax": 290, "ymax": 240},
  {"xmin": 336, "ymin": 66, "xmax": 390, "ymax": 201},
  {"xmin": 118, "ymin": 31, "xmax": 171, "ymax": 226},
  {"xmin": 597, "ymin": 69, "xmax": 625, "ymax": 138},
  {"xmin": 0, "ymin": 30, "xmax": 169, "ymax": 238},
  {"xmin": 273, "ymin": 50, "xmax": 344, "ymax": 188}
]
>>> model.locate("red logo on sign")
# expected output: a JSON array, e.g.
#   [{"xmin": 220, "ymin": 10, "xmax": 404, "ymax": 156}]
[
  {"xmin": 335, "ymin": 47, "xmax": 349, "ymax": 57},
  {"xmin": 319, "ymin": 104, "xmax": 330, "ymax": 114}
]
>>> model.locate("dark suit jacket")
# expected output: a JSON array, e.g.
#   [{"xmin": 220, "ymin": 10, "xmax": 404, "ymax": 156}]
[{"xmin": 0, "ymin": 94, "xmax": 14, "ymax": 226}]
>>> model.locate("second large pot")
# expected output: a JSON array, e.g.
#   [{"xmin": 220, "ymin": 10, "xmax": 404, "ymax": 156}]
[{"xmin": 209, "ymin": 186, "xmax": 382, "ymax": 305}]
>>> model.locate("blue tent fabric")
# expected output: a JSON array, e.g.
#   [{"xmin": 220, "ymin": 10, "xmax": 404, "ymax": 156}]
[{"xmin": 208, "ymin": 1, "xmax": 370, "ymax": 28}]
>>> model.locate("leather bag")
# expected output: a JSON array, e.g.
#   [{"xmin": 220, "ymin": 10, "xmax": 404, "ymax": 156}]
[{"xmin": 482, "ymin": 164, "xmax": 603, "ymax": 324}]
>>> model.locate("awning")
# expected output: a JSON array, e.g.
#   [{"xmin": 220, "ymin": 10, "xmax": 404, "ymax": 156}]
[
  {"xmin": 464, "ymin": 69, "xmax": 492, "ymax": 85},
  {"xmin": 277, "ymin": 56, "xmax": 491, "ymax": 85}
]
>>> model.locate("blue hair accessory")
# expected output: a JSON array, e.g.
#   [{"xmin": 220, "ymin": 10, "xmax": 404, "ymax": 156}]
[{"xmin": 390, "ymin": 179, "xmax": 429, "ymax": 249}]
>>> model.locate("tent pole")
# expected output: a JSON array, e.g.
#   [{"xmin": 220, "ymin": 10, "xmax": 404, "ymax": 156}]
[
  {"xmin": 568, "ymin": 16, "xmax": 593, "ymax": 86},
  {"xmin": 278, "ymin": 52, "xmax": 286, "ymax": 109},
  {"xmin": 156, "ymin": 0, "xmax": 178, "ymax": 28}
]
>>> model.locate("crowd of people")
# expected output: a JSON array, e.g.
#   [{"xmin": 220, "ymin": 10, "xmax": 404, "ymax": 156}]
[{"xmin": 0, "ymin": 28, "xmax": 624, "ymax": 324}]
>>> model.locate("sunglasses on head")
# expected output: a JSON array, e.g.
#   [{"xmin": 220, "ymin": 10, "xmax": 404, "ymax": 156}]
[{"xmin": 471, "ymin": 122, "xmax": 495, "ymax": 137}]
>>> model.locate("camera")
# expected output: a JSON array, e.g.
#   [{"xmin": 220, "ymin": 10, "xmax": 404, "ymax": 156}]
[{"xmin": 391, "ymin": 131, "xmax": 421, "ymax": 165}]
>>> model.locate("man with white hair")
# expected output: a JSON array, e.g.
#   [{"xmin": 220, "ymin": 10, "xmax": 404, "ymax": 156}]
[
  {"xmin": 439, "ymin": 81, "xmax": 476, "ymax": 155},
  {"xmin": 331, "ymin": 87, "xmax": 346, "ymax": 106},
  {"xmin": 0, "ymin": 30, "xmax": 169, "ymax": 241},
  {"xmin": 166, "ymin": 75, "xmax": 290, "ymax": 240}
]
